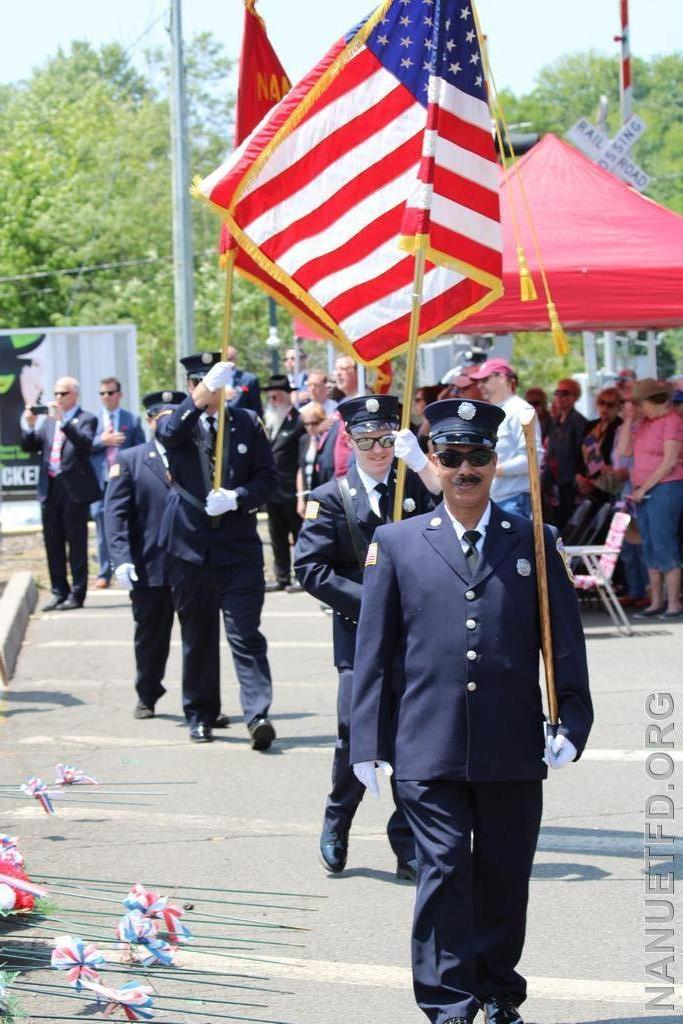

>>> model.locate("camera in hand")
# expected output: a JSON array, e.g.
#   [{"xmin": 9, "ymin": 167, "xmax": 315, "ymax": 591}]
[{"xmin": 30, "ymin": 404, "xmax": 49, "ymax": 415}]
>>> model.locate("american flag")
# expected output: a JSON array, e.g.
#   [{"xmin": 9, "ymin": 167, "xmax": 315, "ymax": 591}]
[{"xmin": 198, "ymin": 0, "xmax": 503, "ymax": 365}]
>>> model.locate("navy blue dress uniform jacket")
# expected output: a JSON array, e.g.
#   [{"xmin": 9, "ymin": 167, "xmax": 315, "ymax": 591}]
[
  {"xmin": 350, "ymin": 502, "xmax": 593, "ymax": 781},
  {"xmin": 270, "ymin": 408, "xmax": 305, "ymax": 501},
  {"xmin": 90, "ymin": 408, "xmax": 145, "ymax": 487},
  {"xmin": 103, "ymin": 441, "xmax": 171, "ymax": 588},
  {"xmin": 293, "ymin": 461, "xmax": 434, "ymax": 669},
  {"xmin": 21, "ymin": 409, "xmax": 102, "ymax": 504},
  {"xmin": 156, "ymin": 396, "xmax": 276, "ymax": 571}
]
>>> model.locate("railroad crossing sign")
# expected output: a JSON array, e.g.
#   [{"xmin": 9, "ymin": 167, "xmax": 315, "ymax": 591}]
[{"xmin": 566, "ymin": 114, "xmax": 649, "ymax": 191}]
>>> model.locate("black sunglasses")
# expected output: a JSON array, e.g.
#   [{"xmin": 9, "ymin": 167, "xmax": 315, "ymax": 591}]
[
  {"xmin": 54, "ymin": 390, "xmax": 71, "ymax": 397},
  {"xmin": 435, "ymin": 448, "xmax": 495, "ymax": 468},
  {"xmin": 352, "ymin": 434, "xmax": 395, "ymax": 451},
  {"xmin": 554, "ymin": 389, "xmax": 571, "ymax": 397},
  {"xmin": 303, "ymin": 419, "xmax": 323, "ymax": 427},
  {"xmin": 100, "ymin": 389, "xmax": 120, "ymax": 397}
]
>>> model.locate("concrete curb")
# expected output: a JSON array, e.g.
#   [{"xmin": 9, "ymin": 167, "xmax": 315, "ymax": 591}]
[{"xmin": 0, "ymin": 572, "xmax": 38, "ymax": 682}]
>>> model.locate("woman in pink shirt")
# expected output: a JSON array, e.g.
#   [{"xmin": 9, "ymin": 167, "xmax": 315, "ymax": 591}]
[{"xmin": 620, "ymin": 379, "xmax": 683, "ymax": 619}]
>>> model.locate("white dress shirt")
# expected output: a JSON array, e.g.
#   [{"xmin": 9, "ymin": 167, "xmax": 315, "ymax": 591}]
[
  {"xmin": 355, "ymin": 465, "xmax": 391, "ymax": 518},
  {"xmin": 443, "ymin": 501, "xmax": 492, "ymax": 557}
]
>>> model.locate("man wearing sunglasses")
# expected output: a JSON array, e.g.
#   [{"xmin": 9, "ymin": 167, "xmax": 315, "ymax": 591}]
[
  {"xmin": 350, "ymin": 398, "xmax": 592, "ymax": 1024},
  {"xmin": 22, "ymin": 377, "xmax": 102, "ymax": 611},
  {"xmin": 293, "ymin": 394, "xmax": 436, "ymax": 881},
  {"xmin": 90, "ymin": 377, "xmax": 145, "ymax": 589}
]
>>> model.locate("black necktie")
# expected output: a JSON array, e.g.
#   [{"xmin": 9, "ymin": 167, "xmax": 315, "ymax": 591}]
[
  {"xmin": 206, "ymin": 416, "xmax": 217, "ymax": 475},
  {"xmin": 463, "ymin": 529, "xmax": 481, "ymax": 577},
  {"xmin": 375, "ymin": 482, "xmax": 389, "ymax": 522}
]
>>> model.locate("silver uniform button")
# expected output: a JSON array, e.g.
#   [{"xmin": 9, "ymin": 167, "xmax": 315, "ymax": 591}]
[
  {"xmin": 467, "ymin": 682, "xmax": 477, "ymax": 692},
  {"xmin": 501, "ymin": 520, "xmax": 511, "ymax": 529},
  {"xmin": 466, "ymin": 619, "xmax": 476, "ymax": 630},
  {"xmin": 466, "ymin": 649, "xmax": 477, "ymax": 661},
  {"xmin": 465, "ymin": 590, "xmax": 475, "ymax": 601}
]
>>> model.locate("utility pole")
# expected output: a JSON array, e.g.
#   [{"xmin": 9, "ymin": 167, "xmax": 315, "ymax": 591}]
[
  {"xmin": 169, "ymin": 0, "xmax": 195, "ymax": 388},
  {"xmin": 615, "ymin": 0, "xmax": 633, "ymax": 124}
]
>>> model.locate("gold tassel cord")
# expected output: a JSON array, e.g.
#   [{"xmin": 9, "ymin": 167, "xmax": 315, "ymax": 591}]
[
  {"xmin": 473, "ymin": 1, "xmax": 570, "ymax": 354},
  {"xmin": 517, "ymin": 246, "xmax": 538, "ymax": 303}
]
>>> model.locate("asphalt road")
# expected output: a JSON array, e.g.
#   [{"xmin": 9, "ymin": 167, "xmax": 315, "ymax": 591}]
[{"xmin": 0, "ymin": 582, "xmax": 681, "ymax": 1023}]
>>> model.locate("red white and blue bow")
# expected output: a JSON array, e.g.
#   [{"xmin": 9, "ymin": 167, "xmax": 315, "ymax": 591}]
[
  {"xmin": 52, "ymin": 935, "xmax": 105, "ymax": 990},
  {"xmin": 0, "ymin": 836, "xmax": 23, "ymax": 868},
  {"xmin": 54, "ymin": 763, "xmax": 99, "ymax": 786},
  {"xmin": 82, "ymin": 979, "xmax": 155, "ymax": 1020},
  {"xmin": 115, "ymin": 912, "xmax": 174, "ymax": 966},
  {"xmin": 20, "ymin": 777, "xmax": 55, "ymax": 814},
  {"xmin": 123, "ymin": 885, "xmax": 192, "ymax": 944}
]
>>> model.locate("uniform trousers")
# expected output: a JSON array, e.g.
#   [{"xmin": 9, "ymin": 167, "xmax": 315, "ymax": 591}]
[
  {"xmin": 266, "ymin": 498, "xmax": 302, "ymax": 586},
  {"xmin": 166, "ymin": 554, "xmax": 272, "ymax": 727},
  {"xmin": 41, "ymin": 476, "xmax": 90, "ymax": 604},
  {"xmin": 130, "ymin": 587, "xmax": 175, "ymax": 709},
  {"xmin": 396, "ymin": 779, "xmax": 543, "ymax": 1023},
  {"xmin": 90, "ymin": 495, "xmax": 111, "ymax": 581},
  {"xmin": 324, "ymin": 667, "xmax": 415, "ymax": 862}
]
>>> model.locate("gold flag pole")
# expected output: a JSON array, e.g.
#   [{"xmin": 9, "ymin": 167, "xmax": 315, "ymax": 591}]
[
  {"xmin": 520, "ymin": 406, "xmax": 559, "ymax": 726},
  {"xmin": 392, "ymin": 247, "xmax": 426, "ymax": 523},
  {"xmin": 211, "ymin": 248, "xmax": 236, "ymax": 496}
]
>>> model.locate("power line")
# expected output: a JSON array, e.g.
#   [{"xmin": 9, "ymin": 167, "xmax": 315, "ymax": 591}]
[{"xmin": 0, "ymin": 257, "xmax": 166, "ymax": 284}]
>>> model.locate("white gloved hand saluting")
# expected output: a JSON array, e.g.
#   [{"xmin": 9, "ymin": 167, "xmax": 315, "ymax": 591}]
[
  {"xmin": 352, "ymin": 760, "xmax": 393, "ymax": 798},
  {"xmin": 203, "ymin": 361, "xmax": 235, "ymax": 393},
  {"xmin": 393, "ymin": 428, "xmax": 428, "ymax": 472},
  {"xmin": 544, "ymin": 730, "xmax": 577, "ymax": 769},
  {"xmin": 205, "ymin": 488, "xmax": 239, "ymax": 516},
  {"xmin": 114, "ymin": 563, "xmax": 138, "ymax": 591}
]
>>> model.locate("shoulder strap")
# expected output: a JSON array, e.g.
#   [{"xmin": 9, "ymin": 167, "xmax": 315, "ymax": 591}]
[{"xmin": 338, "ymin": 476, "xmax": 367, "ymax": 572}]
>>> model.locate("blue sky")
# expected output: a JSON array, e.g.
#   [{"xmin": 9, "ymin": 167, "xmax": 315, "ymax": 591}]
[{"xmin": 1, "ymin": 1, "xmax": 681, "ymax": 95}]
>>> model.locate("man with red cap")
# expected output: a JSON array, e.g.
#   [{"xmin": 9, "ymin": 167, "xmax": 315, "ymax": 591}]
[{"xmin": 468, "ymin": 358, "xmax": 543, "ymax": 518}]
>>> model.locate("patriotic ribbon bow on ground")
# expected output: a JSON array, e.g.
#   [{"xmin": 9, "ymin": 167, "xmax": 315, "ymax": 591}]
[
  {"xmin": 82, "ymin": 979, "xmax": 155, "ymax": 1021},
  {"xmin": 123, "ymin": 884, "xmax": 192, "ymax": 943},
  {"xmin": 54, "ymin": 763, "xmax": 99, "ymax": 786},
  {"xmin": 52, "ymin": 935, "xmax": 105, "ymax": 990},
  {"xmin": 196, "ymin": 0, "xmax": 503, "ymax": 366},
  {"xmin": 116, "ymin": 912, "xmax": 175, "ymax": 966},
  {"xmin": 0, "ymin": 836, "xmax": 23, "ymax": 867},
  {"xmin": 20, "ymin": 777, "xmax": 55, "ymax": 814}
]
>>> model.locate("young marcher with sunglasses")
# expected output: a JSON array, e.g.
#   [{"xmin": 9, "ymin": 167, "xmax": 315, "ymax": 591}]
[
  {"xmin": 350, "ymin": 398, "xmax": 593, "ymax": 1024},
  {"xmin": 293, "ymin": 394, "xmax": 437, "ymax": 881},
  {"xmin": 90, "ymin": 377, "xmax": 145, "ymax": 588}
]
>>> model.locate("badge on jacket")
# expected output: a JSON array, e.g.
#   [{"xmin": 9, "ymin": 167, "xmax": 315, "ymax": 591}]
[
  {"xmin": 365, "ymin": 542, "xmax": 378, "ymax": 567},
  {"xmin": 304, "ymin": 500, "xmax": 320, "ymax": 520},
  {"xmin": 109, "ymin": 463, "xmax": 121, "ymax": 478},
  {"xmin": 556, "ymin": 538, "xmax": 574, "ymax": 582}
]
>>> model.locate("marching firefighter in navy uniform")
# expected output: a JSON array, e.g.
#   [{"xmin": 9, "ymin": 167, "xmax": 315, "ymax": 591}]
[
  {"xmin": 156, "ymin": 354, "xmax": 277, "ymax": 747},
  {"xmin": 294, "ymin": 394, "xmax": 439, "ymax": 880},
  {"xmin": 350, "ymin": 399, "xmax": 594, "ymax": 1024},
  {"xmin": 104, "ymin": 390, "xmax": 189, "ymax": 720}
]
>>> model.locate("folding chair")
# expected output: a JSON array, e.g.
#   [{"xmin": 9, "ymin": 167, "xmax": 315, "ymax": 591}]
[
  {"xmin": 561, "ymin": 499, "xmax": 593, "ymax": 545},
  {"xmin": 565, "ymin": 511, "xmax": 634, "ymax": 636}
]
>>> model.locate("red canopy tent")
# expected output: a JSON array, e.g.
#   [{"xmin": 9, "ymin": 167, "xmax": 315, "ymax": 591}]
[{"xmin": 458, "ymin": 133, "xmax": 683, "ymax": 334}]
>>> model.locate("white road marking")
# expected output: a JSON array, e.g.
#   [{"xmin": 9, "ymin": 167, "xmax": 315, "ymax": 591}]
[
  {"xmin": 582, "ymin": 748, "xmax": 683, "ymax": 762},
  {"xmin": 39, "ymin": 611, "xmax": 323, "ymax": 622},
  {"xmin": 27, "ymin": 640, "xmax": 331, "ymax": 649}
]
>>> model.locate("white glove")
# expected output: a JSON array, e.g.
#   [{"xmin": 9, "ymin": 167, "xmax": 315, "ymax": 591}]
[
  {"xmin": 205, "ymin": 488, "xmax": 238, "ymax": 516},
  {"xmin": 352, "ymin": 760, "xmax": 393, "ymax": 798},
  {"xmin": 544, "ymin": 728, "xmax": 577, "ymax": 769},
  {"xmin": 393, "ymin": 428, "xmax": 427, "ymax": 472},
  {"xmin": 203, "ymin": 361, "xmax": 235, "ymax": 393},
  {"xmin": 114, "ymin": 563, "xmax": 138, "ymax": 591}
]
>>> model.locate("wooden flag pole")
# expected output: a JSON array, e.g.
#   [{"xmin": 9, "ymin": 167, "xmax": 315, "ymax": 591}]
[
  {"xmin": 392, "ymin": 247, "xmax": 426, "ymax": 522},
  {"xmin": 520, "ymin": 406, "xmax": 559, "ymax": 726},
  {"xmin": 211, "ymin": 249, "xmax": 236, "ymax": 495}
]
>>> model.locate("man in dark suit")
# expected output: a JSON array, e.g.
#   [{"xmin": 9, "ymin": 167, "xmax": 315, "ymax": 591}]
[
  {"xmin": 294, "ymin": 394, "xmax": 435, "ymax": 880},
  {"xmin": 225, "ymin": 346, "xmax": 262, "ymax": 416},
  {"xmin": 22, "ymin": 376, "xmax": 102, "ymax": 611},
  {"xmin": 90, "ymin": 377, "xmax": 145, "ymax": 588},
  {"xmin": 350, "ymin": 399, "xmax": 594, "ymax": 1024},
  {"xmin": 263, "ymin": 374, "xmax": 305, "ymax": 592},
  {"xmin": 104, "ymin": 390, "xmax": 187, "ymax": 720},
  {"xmin": 156, "ymin": 353, "xmax": 277, "ymax": 747}
]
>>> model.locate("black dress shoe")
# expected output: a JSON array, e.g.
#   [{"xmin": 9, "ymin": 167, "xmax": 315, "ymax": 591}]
[
  {"xmin": 213, "ymin": 714, "xmax": 230, "ymax": 728},
  {"xmin": 443, "ymin": 1018, "xmax": 473, "ymax": 1023},
  {"xmin": 133, "ymin": 701, "xmax": 155, "ymax": 720},
  {"xmin": 189, "ymin": 723, "xmax": 214, "ymax": 743},
  {"xmin": 42, "ymin": 596, "xmax": 67, "ymax": 612},
  {"xmin": 264, "ymin": 581, "xmax": 286, "ymax": 592},
  {"xmin": 56, "ymin": 596, "xmax": 81, "ymax": 611},
  {"xmin": 484, "ymin": 994, "xmax": 524, "ymax": 1024},
  {"xmin": 319, "ymin": 832, "xmax": 348, "ymax": 874},
  {"xmin": 247, "ymin": 716, "xmax": 276, "ymax": 750},
  {"xmin": 396, "ymin": 858, "xmax": 418, "ymax": 882}
]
